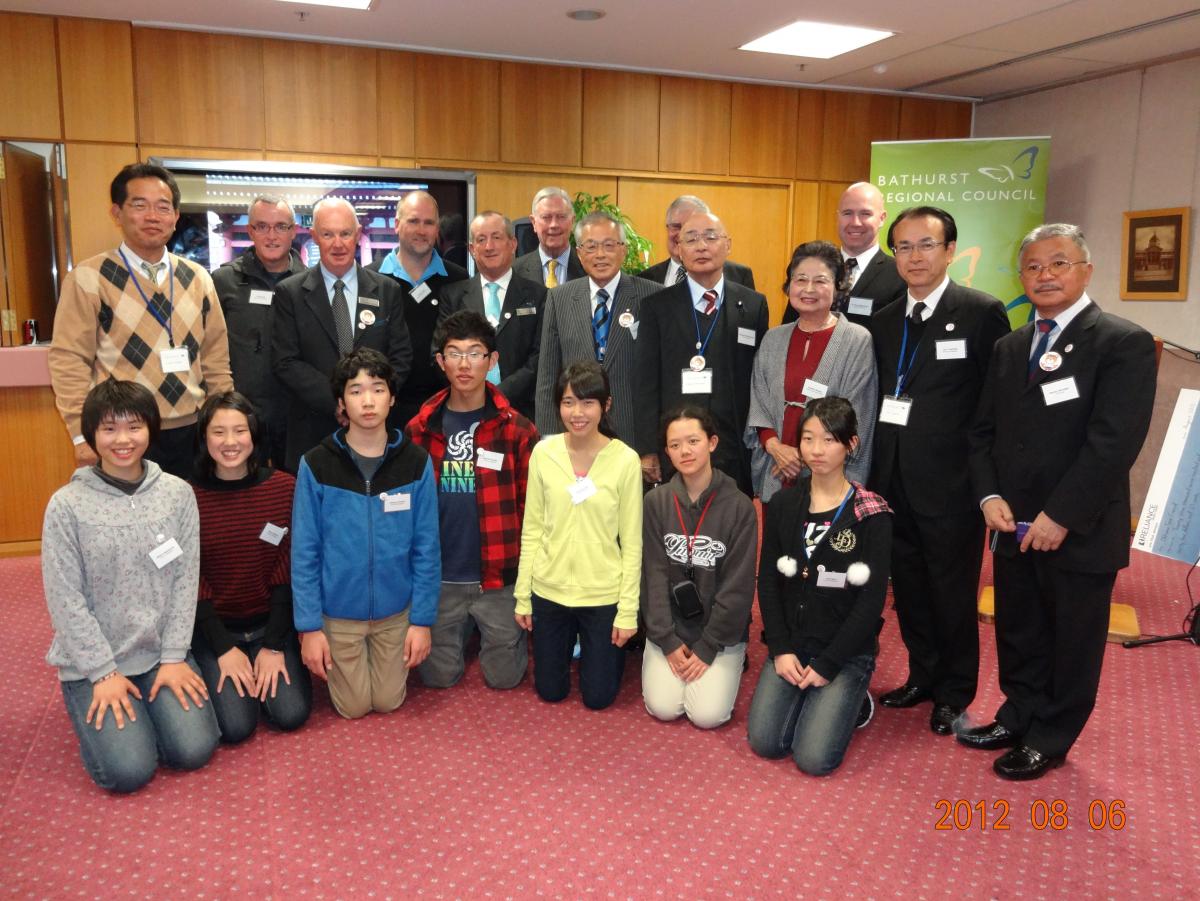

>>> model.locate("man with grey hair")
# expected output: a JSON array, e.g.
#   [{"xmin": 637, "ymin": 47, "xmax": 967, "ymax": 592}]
[
  {"xmin": 534, "ymin": 210, "xmax": 657, "ymax": 445},
  {"xmin": 441, "ymin": 210, "xmax": 547, "ymax": 419},
  {"xmin": 368, "ymin": 189, "xmax": 468, "ymax": 426},
  {"xmin": 273, "ymin": 197, "xmax": 412, "ymax": 470},
  {"xmin": 963, "ymin": 223, "xmax": 1156, "ymax": 780},
  {"xmin": 212, "ymin": 194, "xmax": 307, "ymax": 466},
  {"xmin": 513, "ymin": 186, "xmax": 585, "ymax": 287},
  {"xmin": 637, "ymin": 195, "xmax": 756, "ymax": 289}
]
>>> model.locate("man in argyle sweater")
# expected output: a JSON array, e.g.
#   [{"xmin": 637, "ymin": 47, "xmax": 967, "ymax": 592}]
[{"xmin": 49, "ymin": 163, "xmax": 232, "ymax": 478}]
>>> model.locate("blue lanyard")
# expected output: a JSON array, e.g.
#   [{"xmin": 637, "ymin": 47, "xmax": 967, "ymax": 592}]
[
  {"xmin": 894, "ymin": 315, "xmax": 921, "ymax": 396},
  {"xmin": 119, "ymin": 250, "xmax": 175, "ymax": 347},
  {"xmin": 805, "ymin": 484, "xmax": 855, "ymax": 560},
  {"xmin": 689, "ymin": 292, "xmax": 722, "ymax": 358}
]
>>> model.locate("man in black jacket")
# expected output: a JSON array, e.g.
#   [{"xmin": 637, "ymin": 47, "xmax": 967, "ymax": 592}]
[{"xmin": 637, "ymin": 195, "xmax": 755, "ymax": 290}]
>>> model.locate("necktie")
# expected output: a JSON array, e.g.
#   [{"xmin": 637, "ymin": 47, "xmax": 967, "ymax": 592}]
[
  {"xmin": 702, "ymin": 289, "xmax": 718, "ymax": 316},
  {"xmin": 332, "ymin": 279, "xmax": 353, "ymax": 355},
  {"xmin": 845, "ymin": 257, "xmax": 859, "ymax": 289},
  {"xmin": 484, "ymin": 282, "xmax": 501, "ymax": 324},
  {"xmin": 1028, "ymin": 319, "xmax": 1056, "ymax": 382},
  {"xmin": 593, "ymin": 288, "xmax": 611, "ymax": 361},
  {"xmin": 141, "ymin": 261, "xmax": 165, "ymax": 285},
  {"xmin": 909, "ymin": 300, "xmax": 927, "ymax": 325},
  {"xmin": 546, "ymin": 259, "xmax": 559, "ymax": 288},
  {"xmin": 673, "ymin": 263, "xmax": 687, "ymax": 284}
]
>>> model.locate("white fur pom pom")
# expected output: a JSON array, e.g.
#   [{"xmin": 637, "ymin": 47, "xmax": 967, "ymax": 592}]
[
  {"xmin": 846, "ymin": 562, "xmax": 871, "ymax": 586},
  {"xmin": 777, "ymin": 555, "xmax": 799, "ymax": 578}
]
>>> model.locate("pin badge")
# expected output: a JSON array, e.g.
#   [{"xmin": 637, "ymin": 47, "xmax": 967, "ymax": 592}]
[
  {"xmin": 618, "ymin": 311, "xmax": 635, "ymax": 328},
  {"xmin": 689, "ymin": 354, "xmax": 707, "ymax": 372},
  {"xmin": 1063, "ymin": 344, "xmax": 1073, "ymax": 353},
  {"xmin": 359, "ymin": 309, "xmax": 376, "ymax": 326},
  {"xmin": 1039, "ymin": 351, "xmax": 1062, "ymax": 372},
  {"xmin": 945, "ymin": 323, "xmax": 955, "ymax": 332}
]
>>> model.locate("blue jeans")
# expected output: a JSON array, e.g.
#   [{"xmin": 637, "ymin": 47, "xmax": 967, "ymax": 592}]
[
  {"xmin": 192, "ymin": 629, "xmax": 313, "ymax": 743},
  {"xmin": 531, "ymin": 594, "xmax": 625, "ymax": 710},
  {"xmin": 60, "ymin": 656, "xmax": 220, "ymax": 794},
  {"xmin": 746, "ymin": 652, "xmax": 874, "ymax": 776}
]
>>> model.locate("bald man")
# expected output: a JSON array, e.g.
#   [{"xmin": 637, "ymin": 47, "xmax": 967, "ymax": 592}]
[
  {"xmin": 635, "ymin": 211, "xmax": 768, "ymax": 495},
  {"xmin": 273, "ymin": 197, "xmax": 413, "ymax": 471},
  {"xmin": 784, "ymin": 182, "xmax": 906, "ymax": 327},
  {"xmin": 637, "ymin": 195, "xmax": 756, "ymax": 289}
]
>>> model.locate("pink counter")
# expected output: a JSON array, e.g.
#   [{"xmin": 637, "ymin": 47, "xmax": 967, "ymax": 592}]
[{"xmin": 0, "ymin": 346, "xmax": 52, "ymax": 387}]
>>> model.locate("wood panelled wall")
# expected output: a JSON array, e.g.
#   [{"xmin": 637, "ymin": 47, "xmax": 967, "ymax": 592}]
[{"xmin": 0, "ymin": 11, "xmax": 971, "ymax": 323}]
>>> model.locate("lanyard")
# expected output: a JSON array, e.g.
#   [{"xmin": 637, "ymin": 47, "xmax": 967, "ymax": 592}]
[
  {"xmin": 893, "ymin": 315, "xmax": 921, "ymax": 396},
  {"xmin": 804, "ymin": 485, "xmax": 855, "ymax": 560},
  {"xmin": 673, "ymin": 489, "xmax": 717, "ymax": 577},
  {"xmin": 119, "ymin": 249, "xmax": 175, "ymax": 347},
  {"xmin": 688, "ymin": 293, "xmax": 722, "ymax": 357}
]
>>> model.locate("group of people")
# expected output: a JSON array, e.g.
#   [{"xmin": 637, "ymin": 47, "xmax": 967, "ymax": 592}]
[{"xmin": 42, "ymin": 163, "xmax": 1157, "ymax": 793}]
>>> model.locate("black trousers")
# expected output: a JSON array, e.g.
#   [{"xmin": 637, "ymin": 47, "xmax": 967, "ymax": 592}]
[
  {"xmin": 993, "ymin": 552, "xmax": 1115, "ymax": 757},
  {"xmin": 886, "ymin": 471, "xmax": 984, "ymax": 708},
  {"xmin": 145, "ymin": 423, "xmax": 197, "ymax": 480}
]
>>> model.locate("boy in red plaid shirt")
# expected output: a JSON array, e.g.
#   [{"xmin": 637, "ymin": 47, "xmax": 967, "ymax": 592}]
[{"xmin": 406, "ymin": 311, "xmax": 539, "ymax": 689}]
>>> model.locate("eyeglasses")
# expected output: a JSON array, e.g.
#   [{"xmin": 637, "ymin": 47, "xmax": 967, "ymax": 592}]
[
  {"xmin": 1021, "ymin": 259, "xmax": 1088, "ymax": 277},
  {"xmin": 891, "ymin": 240, "xmax": 945, "ymax": 256},
  {"xmin": 790, "ymin": 275, "xmax": 833, "ymax": 288},
  {"xmin": 249, "ymin": 222, "xmax": 295, "ymax": 235},
  {"xmin": 578, "ymin": 240, "xmax": 625, "ymax": 254},
  {"xmin": 681, "ymin": 231, "xmax": 727, "ymax": 248},
  {"xmin": 126, "ymin": 200, "xmax": 175, "ymax": 216},
  {"xmin": 442, "ymin": 349, "xmax": 490, "ymax": 364}
]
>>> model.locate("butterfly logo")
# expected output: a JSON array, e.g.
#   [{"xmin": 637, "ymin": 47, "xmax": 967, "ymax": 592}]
[{"xmin": 978, "ymin": 145, "xmax": 1039, "ymax": 184}]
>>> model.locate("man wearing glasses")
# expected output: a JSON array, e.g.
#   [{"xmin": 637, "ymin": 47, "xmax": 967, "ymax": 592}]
[
  {"xmin": 637, "ymin": 195, "xmax": 755, "ymax": 290},
  {"xmin": 868, "ymin": 206, "xmax": 1009, "ymax": 738},
  {"xmin": 212, "ymin": 194, "xmax": 307, "ymax": 468},
  {"xmin": 635, "ymin": 212, "xmax": 769, "ymax": 495}
]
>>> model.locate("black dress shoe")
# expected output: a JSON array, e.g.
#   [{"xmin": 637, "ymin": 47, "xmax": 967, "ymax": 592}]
[
  {"xmin": 993, "ymin": 745, "xmax": 1065, "ymax": 781},
  {"xmin": 957, "ymin": 721, "xmax": 1018, "ymax": 751},
  {"xmin": 929, "ymin": 703, "xmax": 964, "ymax": 735},
  {"xmin": 879, "ymin": 683, "xmax": 932, "ymax": 708}
]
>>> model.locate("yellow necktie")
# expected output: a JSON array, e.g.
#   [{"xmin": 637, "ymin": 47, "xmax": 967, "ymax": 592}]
[{"xmin": 546, "ymin": 259, "xmax": 559, "ymax": 288}]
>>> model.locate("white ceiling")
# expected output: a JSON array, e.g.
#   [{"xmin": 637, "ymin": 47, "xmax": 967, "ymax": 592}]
[{"xmin": 5, "ymin": 0, "xmax": 1199, "ymax": 101}]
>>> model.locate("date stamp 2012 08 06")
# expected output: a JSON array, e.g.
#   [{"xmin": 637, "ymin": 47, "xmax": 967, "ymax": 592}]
[{"xmin": 933, "ymin": 799, "xmax": 1127, "ymax": 831}]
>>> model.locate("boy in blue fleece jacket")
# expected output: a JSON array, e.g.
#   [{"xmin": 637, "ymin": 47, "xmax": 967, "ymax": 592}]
[{"xmin": 292, "ymin": 348, "xmax": 440, "ymax": 718}]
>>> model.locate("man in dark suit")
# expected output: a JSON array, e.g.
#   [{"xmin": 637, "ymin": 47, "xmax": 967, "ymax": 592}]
[
  {"xmin": 212, "ymin": 193, "xmax": 306, "ymax": 467},
  {"xmin": 512, "ymin": 186, "xmax": 585, "ymax": 288},
  {"xmin": 637, "ymin": 195, "xmax": 755, "ymax": 289},
  {"xmin": 635, "ymin": 211, "xmax": 769, "ymax": 496},
  {"xmin": 272, "ymin": 197, "xmax": 412, "ymax": 472},
  {"xmin": 441, "ymin": 211, "xmax": 546, "ymax": 420},
  {"xmin": 534, "ymin": 211, "xmax": 658, "ymax": 447},
  {"xmin": 784, "ymin": 182, "xmax": 905, "ymax": 328},
  {"xmin": 962, "ymin": 224, "xmax": 1156, "ymax": 780},
  {"xmin": 869, "ymin": 206, "xmax": 1010, "ymax": 736},
  {"xmin": 367, "ymin": 190, "xmax": 468, "ymax": 426}
]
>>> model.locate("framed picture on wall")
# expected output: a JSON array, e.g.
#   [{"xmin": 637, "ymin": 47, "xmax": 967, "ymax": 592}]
[{"xmin": 1120, "ymin": 207, "xmax": 1191, "ymax": 301}]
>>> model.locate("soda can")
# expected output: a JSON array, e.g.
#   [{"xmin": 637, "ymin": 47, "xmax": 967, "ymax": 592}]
[{"xmin": 23, "ymin": 319, "xmax": 39, "ymax": 344}]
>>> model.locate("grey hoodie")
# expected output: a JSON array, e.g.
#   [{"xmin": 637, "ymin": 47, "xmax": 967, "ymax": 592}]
[{"xmin": 42, "ymin": 462, "xmax": 199, "ymax": 682}]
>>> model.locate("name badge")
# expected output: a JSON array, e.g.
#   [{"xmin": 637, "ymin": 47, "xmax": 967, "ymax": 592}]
[
  {"xmin": 259, "ymin": 522, "xmax": 288, "ymax": 545},
  {"xmin": 381, "ymin": 492, "xmax": 411, "ymax": 512},
  {"xmin": 802, "ymin": 378, "xmax": 828, "ymax": 400},
  {"xmin": 516, "ymin": 306, "xmax": 537, "ymax": 317},
  {"xmin": 249, "ymin": 289, "xmax": 273, "ymax": 306},
  {"xmin": 936, "ymin": 339, "xmax": 967, "ymax": 360},
  {"xmin": 160, "ymin": 347, "xmax": 190, "ymax": 373},
  {"xmin": 1041, "ymin": 376, "xmax": 1080, "ymax": 406},
  {"xmin": 359, "ymin": 296, "xmax": 380, "ymax": 307},
  {"xmin": 737, "ymin": 327, "xmax": 757, "ymax": 347},
  {"xmin": 149, "ymin": 537, "xmax": 183, "ymax": 569},
  {"xmin": 847, "ymin": 297, "xmax": 873, "ymax": 316},
  {"xmin": 477, "ymin": 448, "xmax": 504, "ymax": 471},
  {"xmin": 681, "ymin": 369, "xmax": 713, "ymax": 394},
  {"xmin": 410, "ymin": 282, "xmax": 432, "ymax": 303},
  {"xmin": 568, "ymin": 477, "xmax": 597, "ymax": 505},
  {"xmin": 816, "ymin": 569, "xmax": 847, "ymax": 589},
  {"xmin": 879, "ymin": 395, "xmax": 913, "ymax": 426}
]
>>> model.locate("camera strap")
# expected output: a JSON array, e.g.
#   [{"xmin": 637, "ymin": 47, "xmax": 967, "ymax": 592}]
[{"xmin": 673, "ymin": 490, "xmax": 717, "ymax": 580}]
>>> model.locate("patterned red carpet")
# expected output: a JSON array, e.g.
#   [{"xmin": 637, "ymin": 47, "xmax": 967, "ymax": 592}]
[{"xmin": 1, "ymin": 550, "xmax": 1197, "ymax": 898}]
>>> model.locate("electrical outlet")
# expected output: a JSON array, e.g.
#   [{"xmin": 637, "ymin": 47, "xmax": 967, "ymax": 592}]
[{"xmin": 1, "ymin": 309, "xmax": 17, "ymax": 332}]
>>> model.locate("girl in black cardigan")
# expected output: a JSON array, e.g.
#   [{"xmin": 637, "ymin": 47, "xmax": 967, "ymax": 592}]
[{"xmin": 747, "ymin": 397, "xmax": 892, "ymax": 775}]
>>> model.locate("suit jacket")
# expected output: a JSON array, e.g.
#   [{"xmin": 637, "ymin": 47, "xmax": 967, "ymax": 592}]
[
  {"xmin": 868, "ymin": 282, "xmax": 1010, "ymax": 518},
  {"xmin": 513, "ymin": 248, "xmax": 585, "ymax": 286},
  {"xmin": 968, "ymin": 302, "xmax": 1156, "ymax": 573},
  {"xmin": 272, "ymin": 264, "xmax": 413, "ymax": 471},
  {"xmin": 634, "ymin": 281, "xmax": 769, "ymax": 479},
  {"xmin": 535, "ymin": 274, "xmax": 659, "ymax": 446},
  {"xmin": 440, "ymin": 272, "xmax": 547, "ymax": 420},
  {"xmin": 783, "ymin": 250, "xmax": 906, "ymax": 327},
  {"xmin": 638, "ymin": 259, "xmax": 756, "ymax": 290}
]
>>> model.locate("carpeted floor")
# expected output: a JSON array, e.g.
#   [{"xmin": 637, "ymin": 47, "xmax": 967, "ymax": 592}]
[{"xmin": 1, "ymin": 549, "xmax": 1197, "ymax": 899}]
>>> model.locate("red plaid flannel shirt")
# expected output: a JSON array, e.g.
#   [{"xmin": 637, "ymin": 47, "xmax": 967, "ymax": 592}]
[
  {"xmin": 406, "ymin": 384, "xmax": 539, "ymax": 589},
  {"xmin": 851, "ymin": 482, "xmax": 892, "ymax": 520}
]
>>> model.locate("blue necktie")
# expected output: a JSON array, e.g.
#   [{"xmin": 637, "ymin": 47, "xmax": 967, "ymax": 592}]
[
  {"xmin": 593, "ymin": 289, "xmax": 611, "ymax": 361},
  {"xmin": 484, "ymin": 283, "xmax": 502, "ymax": 385},
  {"xmin": 1028, "ymin": 319, "xmax": 1055, "ymax": 382}
]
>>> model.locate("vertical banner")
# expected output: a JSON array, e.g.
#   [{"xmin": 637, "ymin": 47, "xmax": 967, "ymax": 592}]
[
  {"xmin": 1134, "ymin": 389, "xmax": 1200, "ymax": 564},
  {"xmin": 870, "ymin": 137, "xmax": 1051, "ymax": 328}
]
